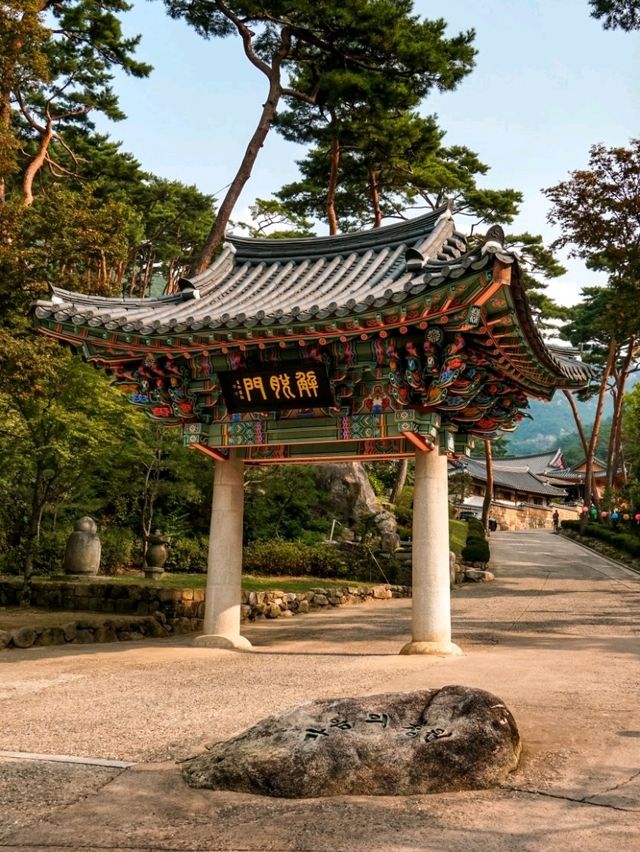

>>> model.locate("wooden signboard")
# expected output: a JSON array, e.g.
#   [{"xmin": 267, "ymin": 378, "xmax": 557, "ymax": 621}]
[{"xmin": 218, "ymin": 363, "xmax": 335, "ymax": 413}]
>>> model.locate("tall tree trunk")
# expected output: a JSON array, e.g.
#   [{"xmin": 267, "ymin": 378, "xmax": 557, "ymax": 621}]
[
  {"xmin": 326, "ymin": 135, "xmax": 340, "ymax": 235},
  {"xmin": 369, "ymin": 169, "xmax": 382, "ymax": 227},
  {"xmin": 562, "ymin": 389, "xmax": 589, "ymax": 456},
  {"xmin": 22, "ymin": 115, "xmax": 53, "ymax": 206},
  {"xmin": 481, "ymin": 440, "xmax": 494, "ymax": 532},
  {"xmin": 20, "ymin": 467, "xmax": 46, "ymax": 606},
  {"xmin": 606, "ymin": 336, "xmax": 635, "ymax": 490},
  {"xmin": 581, "ymin": 337, "xmax": 617, "ymax": 527},
  {"xmin": 390, "ymin": 458, "xmax": 409, "ymax": 504},
  {"xmin": 0, "ymin": 93, "xmax": 11, "ymax": 205},
  {"xmin": 191, "ymin": 74, "xmax": 284, "ymax": 274}
]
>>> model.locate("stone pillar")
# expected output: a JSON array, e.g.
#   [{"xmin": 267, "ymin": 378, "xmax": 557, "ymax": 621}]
[
  {"xmin": 194, "ymin": 452, "xmax": 251, "ymax": 651},
  {"xmin": 400, "ymin": 448, "xmax": 462, "ymax": 656}
]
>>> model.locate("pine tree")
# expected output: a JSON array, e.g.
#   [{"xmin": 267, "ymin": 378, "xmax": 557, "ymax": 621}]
[{"xmin": 161, "ymin": 0, "xmax": 476, "ymax": 271}]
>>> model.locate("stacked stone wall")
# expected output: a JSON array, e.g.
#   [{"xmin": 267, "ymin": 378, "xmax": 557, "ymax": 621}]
[
  {"xmin": 0, "ymin": 577, "xmax": 410, "ymax": 650},
  {"xmin": 490, "ymin": 503, "xmax": 579, "ymax": 532}
]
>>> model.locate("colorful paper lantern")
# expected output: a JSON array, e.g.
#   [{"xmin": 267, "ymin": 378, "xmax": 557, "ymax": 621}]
[
  {"xmin": 635, "ymin": 514, "xmax": 640, "ymax": 522},
  {"xmin": 600, "ymin": 511, "xmax": 609, "ymax": 519},
  {"xmin": 582, "ymin": 505, "xmax": 589, "ymax": 514},
  {"xmin": 622, "ymin": 514, "xmax": 630, "ymax": 521}
]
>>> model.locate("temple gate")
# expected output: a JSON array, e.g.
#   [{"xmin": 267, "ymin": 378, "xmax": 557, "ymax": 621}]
[{"xmin": 34, "ymin": 206, "xmax": 590, "ymax": 654}]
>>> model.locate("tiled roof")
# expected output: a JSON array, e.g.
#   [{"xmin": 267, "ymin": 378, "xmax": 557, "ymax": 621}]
[
  {"xmin": 36, "ymin": 208, "xmax": 470, "ymax": 335},
  {"xmin": 33, "ymin": 207, "xmax": 593, "ymax": 392},
  {"xmin": 451, "ymin": 458, "xmax": 568, "ymax": 497},
  {"xmin": 492, "ymin": 449, "xmax": 565, "ymax": 475}
]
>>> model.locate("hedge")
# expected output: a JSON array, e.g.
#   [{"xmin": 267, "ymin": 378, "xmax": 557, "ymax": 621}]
[
  {"xmin": 242, "ymin": 540, "xmax": 348, "ymax": 578},
  {"xmin": 460, "ymin": 517, "xmax": 490, "ymax": 564},
  {"xmin": 560, "ymin": 520, "xmax": 640, "ymax": 559},
  {"xmin": 461, "ymin": 539, "xmax": 490, "ymax": 564}
]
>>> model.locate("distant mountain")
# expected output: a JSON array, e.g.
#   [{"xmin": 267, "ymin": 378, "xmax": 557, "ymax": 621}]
[{"xmin": 503, "ymin": 372, "xmax": 639, "ymax": 458}]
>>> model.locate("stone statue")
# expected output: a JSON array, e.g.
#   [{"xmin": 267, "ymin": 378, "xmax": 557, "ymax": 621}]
[
  {"xmin": 144, "ymin": 530, "xmax": 169, "ymax": 580},
  {"xmin": 63, "ymin": 516, "xmax": 101, "ymax": 576}
]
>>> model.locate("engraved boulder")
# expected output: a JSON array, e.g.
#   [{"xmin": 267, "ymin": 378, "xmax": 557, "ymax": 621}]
[{"xmin": 183, "ymin": 685, "xmax": 521, "ymax": 798}]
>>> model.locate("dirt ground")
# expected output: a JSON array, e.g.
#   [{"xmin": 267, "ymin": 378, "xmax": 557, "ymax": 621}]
[{"xmin": 0, "ymin": 530, "xmax": 639, "ymax": 851}]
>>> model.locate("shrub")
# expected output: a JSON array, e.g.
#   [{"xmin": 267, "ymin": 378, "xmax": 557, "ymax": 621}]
[
  {"xmin": 461, "ymin": 538, "xmax": 490, "ymax": 564},
  {"xmin": 243, "ymin": 540, "xmax": 347, "ymax": 578},
  {"xmin": 100, "ymin": 527, "xmax": 140, "ymax": 574},
  {"xmin": 466, "ymin": 518, "xmax": 486, "ymax": 539},
  {"xmin": 166, "ymin": 535, "xmax": 209, "ymax": 573},
  {"xmin": 561, "ymin": 520, "xmax": 640, "ymax": 559}
]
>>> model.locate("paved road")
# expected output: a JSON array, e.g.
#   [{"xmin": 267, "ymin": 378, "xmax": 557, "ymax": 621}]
[{"xmin": 1, "ymin": 530, "xmax": 639, "ymax": 851}]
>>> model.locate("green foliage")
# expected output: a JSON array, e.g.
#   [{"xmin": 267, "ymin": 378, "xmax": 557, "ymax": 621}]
[
  {"xmin": 243, "ymin": 540, "xmax": 348, "ymax": 578},
  {"xmin": 162, "ymin": 0, "xmax": 478, "ymax": 258},
  {"xmin": 449, "ymin": 519, "xmax": 468, "ymax": 557},
  {"xmin": 237, "ymin": 198, "xmax": 315, "ymax": 240},
  {"xmin": 623, "ymin": 384, "xmax": 640, "ymax": 472},
  {"xmin": 545, "ymin": 140, "xmax": 640, "ymax": 294},
  {"xmin": 2, "ymin": 1, "xmax": 151, "ymax": 205},
  {"xmin": 274, "ymin": 110, "xmax": 522, "ymax": 233},
  {"xmin": 394, "ymin": 485, "xmax": 414, "ymax": 527},
  {"xmin": 589, "ymin": 0, "xmax": 640, "ymax": 30},
  {"xmin": 466, "ymin": 518, "xmax": 486, "ymax": 538},
  {"xmin": 461, "ymin": 517, "xmax": 489, "ymax": 563},
  {"xmin": 166, "ymin": 535, "xmax": 209, "ymax": 574},
  {"xmin": 461, "ymin": 538, "xmax": 490, "ymax": 564},
  {"xmin": 243, "ymin": 466, "xmax": 333, "ymax": 543},
  {"xmin": 100, "ymin": 527, "xmax": 141, "ymax": 575},
  {"xmin": 562, "ymin": 520, "xmax": 640, "ymax": 558}
]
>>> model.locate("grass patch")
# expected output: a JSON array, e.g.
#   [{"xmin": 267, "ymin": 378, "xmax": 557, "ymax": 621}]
[
  {"xmin": 242, "ymin": 575, "xmax": 378, "ymax": 592},
  {"xmin": 449, "ymin": 519, "xmax": 468, "ymax": 557},
  {"xmin": 20, "ymin": 572, "xmax": 379, "ymax": 592}
]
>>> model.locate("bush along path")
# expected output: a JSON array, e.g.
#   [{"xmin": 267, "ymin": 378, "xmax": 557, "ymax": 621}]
[{"xmin": 560, "ymin": 520, "xmax": 640, "ymax": 574}]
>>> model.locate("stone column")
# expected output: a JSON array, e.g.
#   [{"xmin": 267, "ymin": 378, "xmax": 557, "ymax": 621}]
[
  {"xmin": 194, "ymin": 451, "xmax": 251, "ymax": 651},
  {"xmin": 400, "ymin": 448, "xmax": 462, "ymax": 656}
]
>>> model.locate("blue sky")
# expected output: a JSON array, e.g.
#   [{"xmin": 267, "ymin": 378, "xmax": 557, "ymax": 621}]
[{"xmin": 98, "ymin": 0, "xmax": 638, "ymax": 306}]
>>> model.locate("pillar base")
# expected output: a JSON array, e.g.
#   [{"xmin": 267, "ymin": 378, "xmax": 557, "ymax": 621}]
[
  {"xmin": 193, "ymin": 634, "xmax": 253, "ymax": 651},
  {"xmin": 399, "ymin": 640, "xmax": 463, "ymax": 656}
]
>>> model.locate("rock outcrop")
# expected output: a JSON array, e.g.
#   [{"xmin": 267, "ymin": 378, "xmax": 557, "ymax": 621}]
[{"xmin": 317, "ymin": 462, "xmax": 399, "ymax": 552}]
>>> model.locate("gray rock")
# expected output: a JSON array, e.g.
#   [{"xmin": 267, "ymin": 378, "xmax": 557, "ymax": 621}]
[
  {"xmin": 371, "ymin": 585, "xmax": 391, "ymax": 599},
  {"xmin": 12, "ymin": 626, "xmax": 36, "ymax": 648},
  {"xmin": 316, "ymin": 463, "xmax": 399, "ymax": 552},
  {"xmin": 62, "ymin": 622, "xmax": 78, "ymax": 641},
  {"xmin": 465, "ymin": 569, "xmax": 495, "ymax": 583},
  {"xmin": 449, "ymin": 551, "xmax": 458, "ymax": 586},
  {"xmin": 0, "ymin": 629, "xmax": 11, "ymax": 649},
  {"xmin": 183, "ymin": 685, "xmax": 520, "ymax": 798},
  {"xmin": 36, "ymin": 627, "xmax": 64, "ymax": 646},
  {"xmin": 74, "ymin": 629, "xmax": 95, "ymax": 643}
]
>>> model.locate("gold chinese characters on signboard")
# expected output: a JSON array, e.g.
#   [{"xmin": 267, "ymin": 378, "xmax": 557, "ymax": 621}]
[{"xmin": 218, "ymin": 363, "xmax": 335, "ymax": 413}]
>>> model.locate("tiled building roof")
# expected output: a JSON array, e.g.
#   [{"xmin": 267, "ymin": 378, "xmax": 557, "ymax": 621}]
[{"xmin": 452, "ymin": 457, "xmax": 568, "ymax": 498}]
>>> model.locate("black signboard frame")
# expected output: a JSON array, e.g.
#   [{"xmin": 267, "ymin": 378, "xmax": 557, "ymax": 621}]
[{"xmin": 218, "ymin": 362, "xmax": 335, "ymax": 413}]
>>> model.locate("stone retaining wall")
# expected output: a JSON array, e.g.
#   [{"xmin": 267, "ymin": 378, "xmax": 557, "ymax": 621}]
[
  {"xmin": 0, "ymin": 577, "xmax": 411, "ymax": 650},
  {"xmin": 491, "ymin": 503, "xmax": 579, "ymax": 532}
]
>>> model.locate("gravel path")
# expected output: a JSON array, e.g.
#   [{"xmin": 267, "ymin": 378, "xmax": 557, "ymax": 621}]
[{"xmin": 1, "ymin": 530, "xmax": 639, "ymax": 850}]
